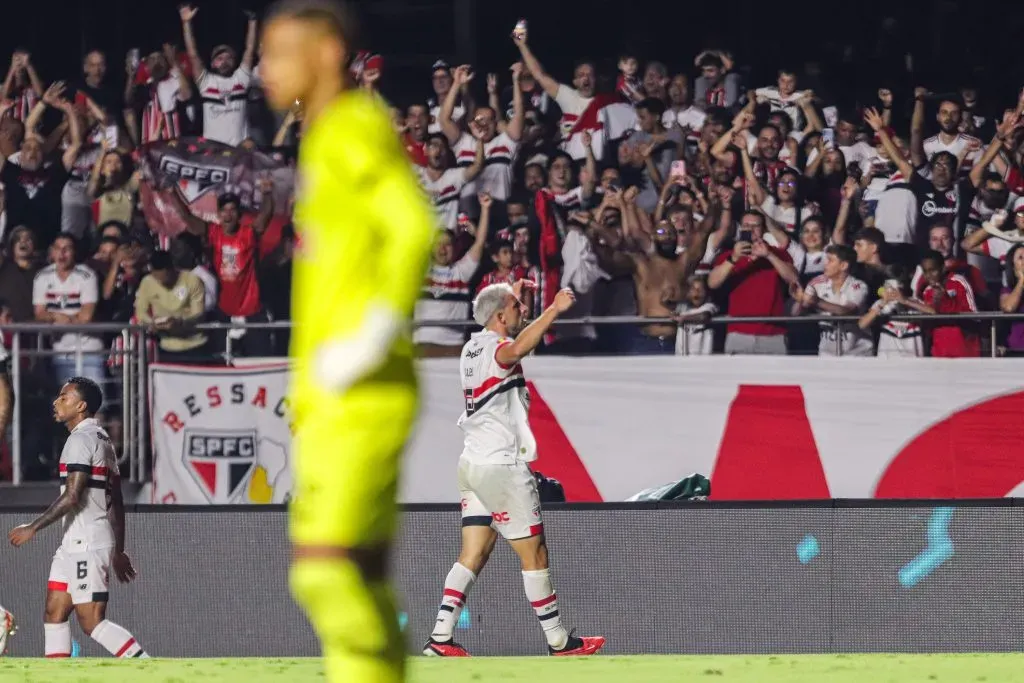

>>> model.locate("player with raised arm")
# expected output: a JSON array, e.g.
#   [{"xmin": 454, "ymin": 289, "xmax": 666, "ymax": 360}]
[
  {"xmin": 423, "ymin": 281, "xmax": 607, "ymax": 657},
  {"xmin": 259, "ymin": 1, "xmax": 437, "ymax": 682},
  {"xmin": 7, "ymin": 377, "xmax": 145, "ymax": 659}
]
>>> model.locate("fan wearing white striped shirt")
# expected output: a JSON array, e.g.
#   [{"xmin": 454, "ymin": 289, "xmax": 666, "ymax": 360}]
[
  {"xmin": 439, "ymin": 64, "xmax": 525, "ymax": 206},
  {"xmin": 123, "ymin": 45, "xmax": 194, "ymax": 146},
  {"xmin": 181, "ymin": 5, "xmax": 259, "ymax": 146}
]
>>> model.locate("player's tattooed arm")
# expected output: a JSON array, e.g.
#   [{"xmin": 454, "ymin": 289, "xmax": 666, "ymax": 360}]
[{"xmin": 29, "ymin": 471, "xmax": 88, "ymax": 533}]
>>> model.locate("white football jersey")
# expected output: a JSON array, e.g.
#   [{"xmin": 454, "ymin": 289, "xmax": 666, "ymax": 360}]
[
  {"xmin": 923, "ymin": 133, "xmax": 982, "ymax": 172},
  {"xmin": 805, "ymin": 274, "xmax": 873, "ymax": 356},
  {"xmin": 418, "ymin": 167, "xmax": 468, "ymax": 231},
  {"xmin": 414, "ymin": 254, "xmax": 479, "ymax": 347},
  {"xmin": 458, "ymin": 330, "xmax": 536, "ymax": 466},
  {"xmin": 32, "ymin": 265, "xmax": 104, "ymax": 353},
  {"xmin": 454, "ymin": 131, "xmax": 518, "ymax": 201},
  {"xmin": 873, "ymin": 300, "xmax": 924, "ymax": 358},
  {"xmin": 429, "ymin": 102, "xmax": 465, "ymax": 135},
  {"xmin": 197, "ymin": 68, "xmax": 252, "ymax": 146},
  {"xmin": 59, "ymin": 417, "xmax": 118, "ymax": 551},
  {"xmin": 662, "ymin": 105, "xmax": 706, "ymax": 140}
]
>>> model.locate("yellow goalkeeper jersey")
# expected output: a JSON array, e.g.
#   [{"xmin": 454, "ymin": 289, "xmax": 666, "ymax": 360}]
[{"xmin": 289, "ymin": 90, "xmax": 436, "ymax": 423}]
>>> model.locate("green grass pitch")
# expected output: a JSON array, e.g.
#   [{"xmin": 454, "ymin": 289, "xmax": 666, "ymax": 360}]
[{"xmin": 2, "ymin": 654, "xmax": 1024, "ymax": 682}]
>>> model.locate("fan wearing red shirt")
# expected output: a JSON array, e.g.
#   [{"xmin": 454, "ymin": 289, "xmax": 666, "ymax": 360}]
[
  {"xmin": 708, "ymin": 211, "xmax": 800, "ymax": 354},
  {"xmin": 918, "ymin": 250, "xmax": 981, "ymax": 357},
  {"xmin": 910, "ymin": 225, "xmax": 989, "ymax": 308},
  {"xmin": 403, "ymin": 104, "xmax": 429, "ymax": 167},
  {"xmin": 169, "ymin": 180, "xmax": 275, "ymax": 357}
]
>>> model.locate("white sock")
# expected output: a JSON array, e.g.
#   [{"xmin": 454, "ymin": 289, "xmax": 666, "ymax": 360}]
[
  {"xmin": 91, "ymin": 619, "xmax": 147, "ymax": 658},
  {"xmin": 522, "ymin": 569, "xmax": 568, "ymax": 649},
  {"xmin": 44, "ymin": 622, "xmax": 72, "ymax": 658},
  {"xmin": 430, "ymin": 563, "xmax": 476, "ymax": 641}
]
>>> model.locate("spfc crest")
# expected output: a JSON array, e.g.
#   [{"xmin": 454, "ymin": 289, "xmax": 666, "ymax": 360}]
[{"xmin": 183, "ymin": 428, "xmax": 257, "ymax": 502}]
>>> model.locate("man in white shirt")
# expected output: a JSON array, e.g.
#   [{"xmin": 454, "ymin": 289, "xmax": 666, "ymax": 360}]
[
  {"xmin": 662, "ymin": 74, "xmax": 706, "ymax": 151},
  {"xmin": 8, "ymin": 377, "xmax": 147, "ymax": 659},
  {"xmin": 422, "ymin": 280, "xmax": 605, "ymax": 658},
  {"xmin": 439, "ymin": 65, "xmax": 524, "ymax": 205},
  {"xmin": 181, "ymin": 5, "xmax": 258, "ymax": 146},
  {"xmin": 753, "ymin": 68, "xmax": 810, "ymax": 131},
  {"xmin": 793, "ymin": 244, "xmax": 873, "ymax": 356},
  {"xmin": 428, "ymin": 60, "xmax": 468, "ymax": 135},
  {"xmin": 417, "ymin": 133, "xmax": 485, "ymax": 230},
  {"xmin": 33, "ymin": 235, "xmax": 107, "ymax": 395},
  {"xmin": 513, "ymin": 32, "xmax": 618, "ymax": 162},
  {"xmin": 414, "ymin": 193, "xmax": 491, "ymax": 351},
  {"xmin": 912, "ymin": 90, "xmax": 982, "ymax": 175}
]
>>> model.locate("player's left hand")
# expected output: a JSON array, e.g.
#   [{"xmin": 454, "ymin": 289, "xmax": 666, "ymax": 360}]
[
  {"xmin": 8, "ymin": 524, "xmax": 35, "ymax": 547},
  {"xmin": 112, "ymin": 552, "xmax": 138, "ymax": 583}
]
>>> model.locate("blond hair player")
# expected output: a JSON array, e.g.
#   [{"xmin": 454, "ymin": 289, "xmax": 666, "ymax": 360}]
[{"xmin": 423, "ymin": 281, "xmax": 606, "ymax": 657}]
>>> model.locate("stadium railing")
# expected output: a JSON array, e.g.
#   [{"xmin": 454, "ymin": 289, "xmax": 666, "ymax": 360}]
[{"xmin": 1, "ymin": 312, "xmax": 1020, "ymax": 485}]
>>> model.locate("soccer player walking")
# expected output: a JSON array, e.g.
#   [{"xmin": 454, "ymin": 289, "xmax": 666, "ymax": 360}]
[
  {"xmin": 8, "ymin": 377, "xmax": 147, "ymax": 659},
  {"xmin": 260, "ymin": 2, "xmax": 437, "ymax": 682},
  {"xmin": 423, "ymin": 281, "xmax": 606, "ymax": 657}
]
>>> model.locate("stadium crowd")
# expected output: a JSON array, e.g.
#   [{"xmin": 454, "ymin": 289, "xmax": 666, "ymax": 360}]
[{"xmin": 0, "ymin": 6, "xmax": 1024, "ymax": 479}]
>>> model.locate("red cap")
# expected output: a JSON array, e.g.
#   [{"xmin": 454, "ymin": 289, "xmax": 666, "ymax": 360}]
[{"xmin": 364, "ymin": 54, "xmax": 383, "ymax": 73}]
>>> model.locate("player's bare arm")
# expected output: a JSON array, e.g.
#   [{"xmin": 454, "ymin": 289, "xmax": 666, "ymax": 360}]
[
  {"xmin": 108, "ymin": 473, "xmax": 138, "ymax": 583},
  {"xmin": 495, "ymin": 287, "xmax": 575, "ymax": 367},
  {"xmin": 8, "ymin": 472, "xmax": 88, "ymax": 547}
]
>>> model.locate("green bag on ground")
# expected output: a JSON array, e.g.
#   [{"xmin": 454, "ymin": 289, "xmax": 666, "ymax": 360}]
[{"xmin": 626, "ymin": 473, "xmax": 711, "ymax": 502}]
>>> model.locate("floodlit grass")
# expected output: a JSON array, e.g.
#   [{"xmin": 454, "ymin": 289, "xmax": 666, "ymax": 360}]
[{"xmin": 2, "ymin": 654, "xmax": 1024, "ymax": 682}]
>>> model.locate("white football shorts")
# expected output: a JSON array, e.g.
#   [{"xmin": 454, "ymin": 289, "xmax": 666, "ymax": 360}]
[
  {"xmin": 48, "ymin": 545, "xmax": 112, "ymax": 605},
  {"xmin": 458, "ymin": 459, "xmax": 544, "ymax": 540}
]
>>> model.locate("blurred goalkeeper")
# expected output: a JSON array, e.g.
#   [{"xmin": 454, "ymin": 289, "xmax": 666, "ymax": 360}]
[
  {"xmin": 423, "ymin": 281, "xmax": 606, "ymax": 657},
  {"xmin": 260, "ymin": 2, "xmax": 436, "ymax": 682}
]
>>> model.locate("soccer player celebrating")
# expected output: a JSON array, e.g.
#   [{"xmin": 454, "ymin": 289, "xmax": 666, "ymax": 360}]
[
  {"xmin": 7, "ymin": 377, "xmax": 146, "ymax": 659},
  {"xmin": 423, "ymin": 281, "xmax": 606, "ymax": 657},
  {"xmin": 260, "ymin": 2, "xmax": 437, "ymax": 682}
]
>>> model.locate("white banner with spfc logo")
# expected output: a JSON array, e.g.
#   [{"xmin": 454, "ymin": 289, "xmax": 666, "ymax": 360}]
[{"xmin": 150, "ymin": 363, "xmax": 293, "ymax": 504}]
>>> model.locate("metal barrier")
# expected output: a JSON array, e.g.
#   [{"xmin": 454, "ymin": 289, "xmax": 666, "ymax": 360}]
[{"xmin": 2, "ymin": 312, "xmax": 1021, "ymax": 485}]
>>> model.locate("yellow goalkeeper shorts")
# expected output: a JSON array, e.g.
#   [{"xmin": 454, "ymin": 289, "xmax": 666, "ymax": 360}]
[{"xmin": 289, "ymin": 380, "xmax": 419, "ymax": 549}]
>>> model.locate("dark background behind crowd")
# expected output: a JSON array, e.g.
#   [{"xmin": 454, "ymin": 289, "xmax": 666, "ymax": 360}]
[{"xmin": 4, "ymin": 0, "xmax": 1024, "ymax": 108}]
